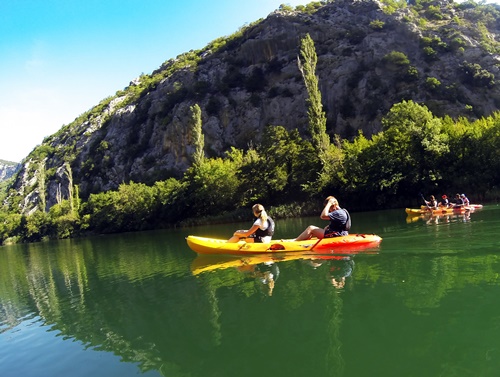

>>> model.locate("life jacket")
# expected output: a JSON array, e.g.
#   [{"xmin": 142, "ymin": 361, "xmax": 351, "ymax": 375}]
[
  {"xmin": 343, "ymin": 208, "xmax": 351, "ymax": 231},
  {"xmin": 255, "ymin": 217, "xmax": 275, "ymax": 238},
  {"xmin": 325, "ymin": 208, "xmax": 350, "ymax": 238}
]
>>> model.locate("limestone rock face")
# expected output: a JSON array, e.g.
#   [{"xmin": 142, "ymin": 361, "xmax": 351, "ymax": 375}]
[
  {"xmin": 7, "ymin": 0, "xmax": 500, "ymax": 213},
  {"xmin": 0, "ymin": 160, "xmax": 20, "ymax": 182}
]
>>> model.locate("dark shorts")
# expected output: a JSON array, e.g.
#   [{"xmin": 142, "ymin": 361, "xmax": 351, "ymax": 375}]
[
  {"xmin": 248, "ymin": 234, "xmax": 263, "ymax": 243},
  {"xmin": 324, "ymin": 227, "xmax": 348, "ymax": 238}
]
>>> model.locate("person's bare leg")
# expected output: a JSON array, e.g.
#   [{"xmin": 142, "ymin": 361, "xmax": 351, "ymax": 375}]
[
  {"xmin": 295, "ymin": 225, "xmax": 324, "ymax": 241},
  {"xmin": 228, "ymin": 236, "xmax": 255, "ymax": 243}
]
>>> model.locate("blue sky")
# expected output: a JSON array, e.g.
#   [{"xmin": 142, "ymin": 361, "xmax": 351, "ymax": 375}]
[{"xmin": 0, "ymin": 0, "xmax": 308, "ymax": 162}]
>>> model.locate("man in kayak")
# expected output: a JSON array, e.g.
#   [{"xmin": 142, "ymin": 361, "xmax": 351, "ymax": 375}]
[
  {"xmin": 439, "ymin": 195, "xmax": 449, "ymax": 208},
  {"xmin": 295, "ymin": 196, "xmax": 350, "ymax": 241},
  {"xmin": 452, "ymin": 193, "xmax": 464, "ymax": 207},
  {"xmin": 228, "ymin": 204, "xmax": 275, "ymax": 243}
]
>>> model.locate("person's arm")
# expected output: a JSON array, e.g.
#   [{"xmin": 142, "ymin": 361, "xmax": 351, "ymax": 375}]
[
  {"xmin": 320, "ymin": 199, "xmax": 335, "ymax": 220},
  {"xmin": 233, "ymin": 224, "xmax": 260, "ymax": 238}
]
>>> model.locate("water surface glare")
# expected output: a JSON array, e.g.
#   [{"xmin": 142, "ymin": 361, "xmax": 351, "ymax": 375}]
[{"xmin": 1, "ymin": 206, "xmax": 500, "ymax": 377}]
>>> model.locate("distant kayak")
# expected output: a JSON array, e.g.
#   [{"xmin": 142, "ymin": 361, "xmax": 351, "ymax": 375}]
[
  {"xmin": 406, "ymin": 206, "xmax": 478, "ymax": 216},
  {"xmin": 406, "ymin": 211, "xmax": 472, "ymax": 224},
  {"xmin": 186, "ymin": 234, "xmax": 382, "ymax": 255},
  {"xmin": 420, "ymin": 204, "xmax": 483, "ymax": 210}
]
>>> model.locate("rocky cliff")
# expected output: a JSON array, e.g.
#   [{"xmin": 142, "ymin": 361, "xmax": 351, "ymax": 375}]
[
  {"xmin": 7, "ymin": 0, "xmax": 500, "ymax": 213},
  {"xmin": 0, "ymin": 160, "xmax": 20, "ymax": 182}
]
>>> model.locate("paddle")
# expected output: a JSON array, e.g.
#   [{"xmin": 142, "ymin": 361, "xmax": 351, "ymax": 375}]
[
  {"xmin": 420, "ymin": 193, "xmax": 431, "ymax": 211},
  {"xmin": 309, "ymin": 237, "xmax": 325, "ymax": 251}
]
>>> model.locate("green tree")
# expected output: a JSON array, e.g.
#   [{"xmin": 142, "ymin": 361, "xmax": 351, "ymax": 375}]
[
  {"xmin": 83, "ymin": 181, "xmax": 157, "ymax": 233},
  {"xmin": 83, "ymin": 191, "xmax": 119, "ymax": 233},
  {"xmin": 37, "ymin": 160, "xmax": 46, "ymax": 212},
  {"xmin": 49, "ymin": 200, "xmax": 78, "ymax": 239},
  {"xmin": 382, "ymin": 51, "xmax": 410, "ymax": 67},
  {"xmin": 298, "ymin": 33, "xmax": 343, "ymax": 194},
  {"xmin": 190, "ymin": 103, "xmax": 205, "ymax": 166},
  {"xmin": 236, "ymin": 125, "xmax": 318, "ymax": 204},
  {"xmin": 369, "ymin": 19, "xmax": 385, "ymax": 30},
  {"xmin": 184, "ymin": 157, "xmax": 240, "ymax": 215},
  {"xmin": 378, "ymin": 100, "xmax": 449, "ymax": 198},
  {"xmin": 298, "ymin": 33, "xmax": 330, "ymax": 157},
  {"xmin": 425, "ymin": 77, "xmax": 441, "ymax": 91},
  {"xmin": 153, "ymin": 178, "xmax": 185, "ymax": 222},
  {"xmin": 460, "ymin": 61, "xmax": 495, "ymax": 87},
  {"xmin": 339, "ymin": 100, "xmax": 451, "ymax": 206},
  {"xmin": 0, "ymin": 213, "xmax": 23, "ymax": 244},
  {"xmin": 64, "ymin": 162, "xmax": 77, "ymax": 217},
  {"xmin": 441, "ymin": 113, "xmax": 500, "ymax": 196}
]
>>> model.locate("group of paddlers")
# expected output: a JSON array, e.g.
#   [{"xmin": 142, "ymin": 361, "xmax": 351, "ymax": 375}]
[{"xmin": 424, "ymin": 193, "xmax": 470, "ymax": 209}]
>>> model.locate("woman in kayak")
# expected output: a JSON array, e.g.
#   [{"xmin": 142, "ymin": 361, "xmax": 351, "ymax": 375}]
[
  {"xmin": 424, "ymin": 195, "xmax": 438, "ymax": 210},
  {"xmin": 295, "ymin": 196, "xmax": 350, "ymax": 241},
  {"xmin": 461, "ymin": 194, "xmax": 470, "ymax": 206},
  {"xmin": 228, "ymin": 204, "xmax": 275, "ymax": 243}
]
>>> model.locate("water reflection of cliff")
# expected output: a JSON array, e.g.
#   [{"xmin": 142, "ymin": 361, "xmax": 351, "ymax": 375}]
[
  {"xmin": 0, "ymin": 234, "xmax": 195, "ymax": 374},
  {"xmin": 2, "ymin": 232, "xmax": 500, "ymax": 376}
]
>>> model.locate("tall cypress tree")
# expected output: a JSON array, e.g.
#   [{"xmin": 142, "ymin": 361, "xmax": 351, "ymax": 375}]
[
  {"xmin": 37, "ymin": 160, "xmax": 46, "ymax": 212},
  {"xmin": 64, "ymin": 162, "xmax": 75, "ymax": 217},
  {"xmin": 190, "ymin": 103, "xmax": 205, "ymax": 166},
  {"xmin": 298, "ymin": 33, "xmax": 330, "ymax": 159},
  {"xmin": 298, "ymin": 33, "xmax": 343, "ymax": 193}
]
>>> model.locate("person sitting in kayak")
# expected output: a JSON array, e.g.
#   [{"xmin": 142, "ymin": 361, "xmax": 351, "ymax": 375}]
[
  {"xmin": 295, "ymin": 196, "xmax": 350, "ymax": 241},
  {"xmin": 424, "ymin": 195, "xmax": 438, "ymax": 210},
  {"xmin": 228, "ymin": 204, "xmax": 275, "ymax": 243},
  {"xmin": 452, "ymin": 193, "xmax": 464, "ymax": 207},
  {"xmin": 439, "ymin": 195, "xmax": 449, "ymax": 208},
  {"xmin": 461, "ymin": 194, "xmax": 470, "ymax": 206}
]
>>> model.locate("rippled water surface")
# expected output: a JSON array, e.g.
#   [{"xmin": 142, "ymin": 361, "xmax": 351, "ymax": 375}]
[{"xmin": 1, "ymin": 206, "xmax": 500, "ymax": 377}]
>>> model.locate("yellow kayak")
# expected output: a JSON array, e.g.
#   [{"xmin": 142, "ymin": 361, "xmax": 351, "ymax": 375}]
[
  {"xmin": 419, "ymin": 204, "xmax": 482, "ymax": 210},
  {"xmin": 406, "ymin": 211, "xmax": 472, "ymax": 223},
  {"xmin": 406, "ymin": 206, "xmax": 476, "ymax": 216},
  {"xmin": 186, "ymin": 234, "xmax": 382, "ymax": 255}
]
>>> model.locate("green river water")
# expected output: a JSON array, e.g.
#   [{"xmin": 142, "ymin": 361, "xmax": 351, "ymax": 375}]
[{"xmin": 1, "ymin": 205, "xmax": 500, "ymax": 377}]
